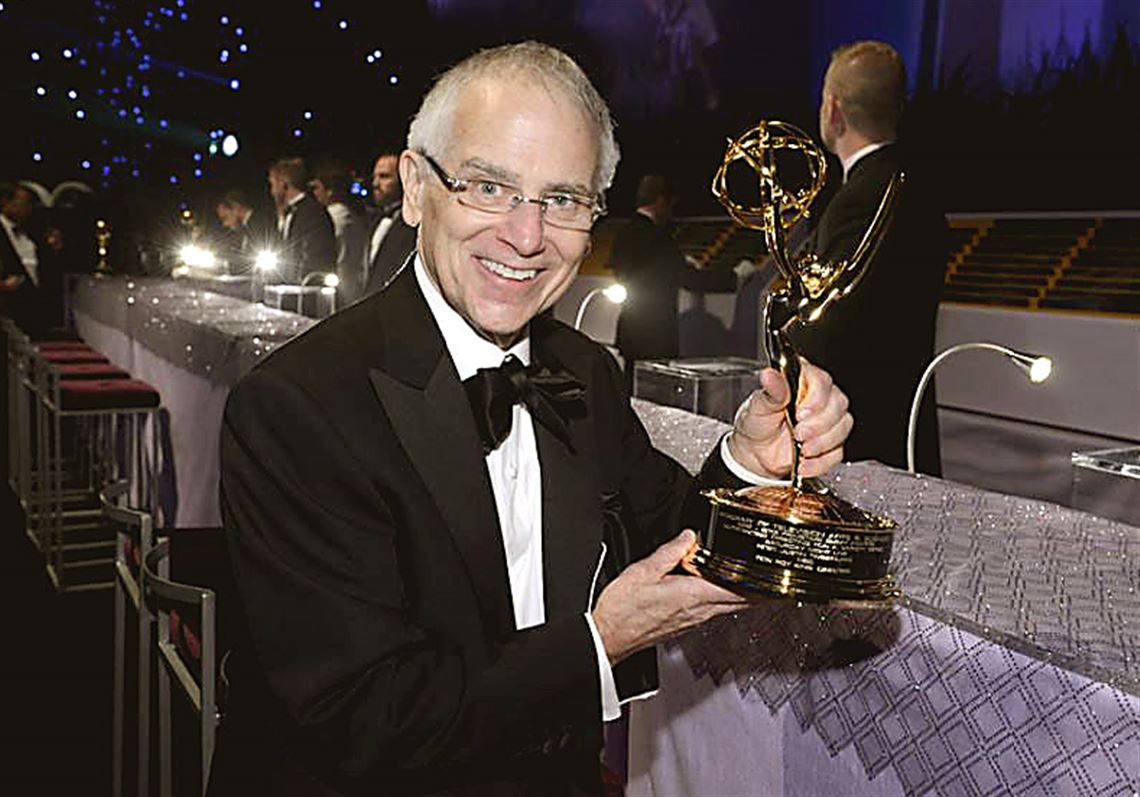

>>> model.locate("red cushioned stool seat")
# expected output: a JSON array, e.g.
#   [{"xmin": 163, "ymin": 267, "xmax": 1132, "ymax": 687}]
[
  {"xmin": 59, "ymin": 379, "xmax": 160, "ymax": 411},
  {"xmin": 41, "ymin": 349, "xmax": 110, "ymax": 365},
  {"xmin": 55, "ymin": 363, "xmax": 131, "ymax": 380}
]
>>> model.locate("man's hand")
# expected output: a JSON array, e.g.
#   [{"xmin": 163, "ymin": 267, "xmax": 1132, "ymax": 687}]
[
  {"xmin": 727, "ymin": 360, "xmax": 852, "ymax": 480},
  {"xmin": 592, "ymin": 530, "xmax": 746, "ymax": 665}
]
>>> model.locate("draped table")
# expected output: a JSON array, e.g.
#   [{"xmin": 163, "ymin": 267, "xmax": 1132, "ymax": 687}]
[
  {"xmin": 628, "ymin": 400, "xmax": 1140, "ymax": 797},
  {"xmin": 71, "ymin": 276, "xmax": 314, "ymax": 527},
  {"xmin": 65, "ymin": 279, "xmax": 1140, "ymax": 795}
]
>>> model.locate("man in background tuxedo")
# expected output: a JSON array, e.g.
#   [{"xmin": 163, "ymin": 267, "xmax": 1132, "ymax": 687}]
[
  {"xmin": 267, "ymin": 157, "xmax": 336, "ymax": 284},
  {"xmin": 0, "ymin": 181, "xmax": 64, "ymax": 336},
  {"xmin": 790, "ymin": 40, "xmax": 947, "ymax": 475},
  {"xmin": 213, "ymin": 42, "xmax": 854, "ymax": 796},
  {"xmin": 311, "ymin": 161, "xmax": 370, "ymax": 305},
  {"xmin": 214, "ymin": 188, "xmax": 277, "ymax": 273},
  {"xmin": 611, "ymin": 173, "xmax": 733, "ymax": 381},
  {"xmin": 363, "ymin": 147, "xmax": 416, "ymax": 294}
]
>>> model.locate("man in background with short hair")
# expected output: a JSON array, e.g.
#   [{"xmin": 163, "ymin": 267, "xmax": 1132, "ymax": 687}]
[
  {"xmin": 266, "ymin": 157, "xmax": 336, "ymax": 284},
  {"xmin": 311, "ymin": 160, "xmax": 369, "ymax": 304},
  {"xmin": 791, "ymin": 39, "xmax": 947, "ymax": 474},
  {"xmin": 215, "ymin": 188, "xmax": 275, "ymax": 272},
  {"xmin": 364, "ymin": 148, "xmax": 416, "ymax": 294}
]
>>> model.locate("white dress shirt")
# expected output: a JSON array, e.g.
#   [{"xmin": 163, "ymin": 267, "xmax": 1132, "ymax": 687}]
[
  {"xmin": 841, "ymin": 141, "xmax": 891, "ymax": 182},
  {"xmin": 415, "ymin": 255, "xmax": 776, "ymax": 721},
  {"xmin": 368, "ymin": 215, "xmax": 394, "ymax": 268},
  {"xmin": 0, "ymin": 214, "xmax": 38, "ymax": 286},
  {"xmin": 279, "ymin": 193, "xmax": 306, "ymax": 238}
]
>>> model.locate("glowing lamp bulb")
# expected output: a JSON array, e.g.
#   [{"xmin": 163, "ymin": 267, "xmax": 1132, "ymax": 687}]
[
  {"xmin": 221, "ymin": 134, "xmax": 239, "ymax": 157},
  {"xmin": 1029, "ymin": 356, "xmax": 1052, "ymax": 384},
  {"xmin": 602, "ymin": 283, "xmax": 627, "ymax": 304},
  {"xmin": 255, "ymin": 250, "xmax": 278, "ymax": 272},
  {"xmin": 323, "ymin": 273, "xmax": 340, "ymax": 288}
]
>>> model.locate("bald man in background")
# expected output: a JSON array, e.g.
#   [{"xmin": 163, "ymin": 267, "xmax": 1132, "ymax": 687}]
[{"xmin": 791, "ymin": 40, "xmax": 947, "ymax": 475}]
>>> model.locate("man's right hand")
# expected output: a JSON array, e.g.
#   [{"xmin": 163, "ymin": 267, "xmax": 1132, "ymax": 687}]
[{"xmin": 592, "ymin": 530, "xmax": 747, "ymax": 665}]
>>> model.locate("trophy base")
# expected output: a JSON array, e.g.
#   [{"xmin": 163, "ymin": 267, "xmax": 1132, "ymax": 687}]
[{"xmin": 697, "ymin": 484, "xmax": 901, "ymax": 607}]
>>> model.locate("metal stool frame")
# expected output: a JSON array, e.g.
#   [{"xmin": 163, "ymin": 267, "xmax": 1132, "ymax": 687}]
[
  {"xmin": 102, "ymin": 481, "xmax": 158, "ymax": 797},
  {"xmin": 142, "ymin": 539, "xmax": 219, "ymax": 797},
  {"xmin": 35, "ymin": 348, "xmax": 159, "ymax": 591}
]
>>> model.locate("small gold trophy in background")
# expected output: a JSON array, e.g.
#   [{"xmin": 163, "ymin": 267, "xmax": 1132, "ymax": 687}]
[
  {"xmin": 94, "ymin": 219, "xmax": 112, "ymax": 275},
  {"xmin": 695, "ymin": 120, "xmax": 901, "ymax": 606}
]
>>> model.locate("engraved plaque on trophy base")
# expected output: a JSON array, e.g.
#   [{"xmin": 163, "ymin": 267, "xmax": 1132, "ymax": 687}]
[{"xmin": 694, "ymin": 485, "xmax": 900, "ymax": 606}]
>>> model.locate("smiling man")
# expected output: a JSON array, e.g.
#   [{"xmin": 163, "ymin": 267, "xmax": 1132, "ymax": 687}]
[{"xmin": 213, "ymin": 42, "xmax": 854, "ymax": 796}]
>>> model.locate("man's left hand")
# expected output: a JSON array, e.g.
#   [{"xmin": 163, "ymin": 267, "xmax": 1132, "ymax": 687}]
[{"xmin": 726, "ymin": 359, "xmax": 852, "ymax": 480}]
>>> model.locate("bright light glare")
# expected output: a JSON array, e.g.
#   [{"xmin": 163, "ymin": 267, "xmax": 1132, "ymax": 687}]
[
  {"xmin": 602, "ymin": 283, "xmax": 627, "ymax": 304},
  {"xmin": 221, "ymin": 133, "xmax": 239, "ymax": 157},
  {"xmin": 1029, "ymin": 356, "xmax": 1052, "ymax": 384},
  {"xmin": 179, "ymin": 244, "xmax": 216, "ymax": 268},
  {"xmin": 254, "ymin": 250, "xmax": 278, "ymax": 272},
  {"xmin": 323, "ymin": 273, "xmax": 339, "ymax": 288}
]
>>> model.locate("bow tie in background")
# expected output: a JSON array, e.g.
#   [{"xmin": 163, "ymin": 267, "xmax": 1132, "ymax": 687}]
[{"xmin": 463, "ymin": 355, "xmax": 586, "ymax": 454}]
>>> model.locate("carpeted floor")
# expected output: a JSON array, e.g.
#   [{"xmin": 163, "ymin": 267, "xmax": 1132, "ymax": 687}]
[{"xmin": 1, "ymin": 483, "xmax": 112, "ymax": 795}]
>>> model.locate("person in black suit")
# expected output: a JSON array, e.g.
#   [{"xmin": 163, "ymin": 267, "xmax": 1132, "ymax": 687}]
[
  {"xmin": 214, "ymin": 188, "xmax": 277, "ymax": 273},
  {"xmin": 610, "ymin": 174, "xmax": 733, "ymax": 379},
  {"xmin": 789, "ymin": 40, "xmax": 947, "ymax": 475},
  {"xmin": 0, "ymin": 181, "xmax": 64, "ymax": 336},
  {"xmin": 363, "ymin": 148, "xmax": 417, "ymax": 294},
  {"xmin": 311, "ymin": 161, "xmax": 370, "ymax": 305},
  {"xmin": 212, "ymin": 42, "xmax": 854, "ymax": 797},
  {"xmin": 267, "ymin": 157, "xmax": 337, "ymax": 284}
]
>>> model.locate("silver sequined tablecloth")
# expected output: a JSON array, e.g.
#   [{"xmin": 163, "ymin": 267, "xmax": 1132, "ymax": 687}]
[
  {"xmin": 72, "ymin": 275, "xmax": 313, "ymax": 385},
  {"xmin": 631, "ymin": 399, "xmax": 1140, "ymax": 797}
]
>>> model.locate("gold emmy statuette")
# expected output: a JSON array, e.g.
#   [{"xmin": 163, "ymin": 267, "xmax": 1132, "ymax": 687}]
[
  {"xmin": 94, "ymin": 219, "xmax": 112, "ymax": 275},
  {"xmin": 698, "ymin": 120, "xmax": 903, "ymax": 606}
]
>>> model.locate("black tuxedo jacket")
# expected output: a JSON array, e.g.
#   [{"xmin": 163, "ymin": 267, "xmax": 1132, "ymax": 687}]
[
  {"xmin": 212, "ymin": 266, "xmax": 739, "ymax": 795},
  {"xmin": 280, "ymin": 194, "xmax": 337, "ymax": 283},
  {"xmin": 610, "ymin": 214, "xmax": 733, "ymax": 362},
  {"xmin": 789, "ymin": 144, "xmax": 946, "ymax": 474},
  {"xmin": 364, "ymin": 210, "xmax": 417, "ymax": 295},
  {"xmin": 0, "ymin": 223, "xmax": 58, "ymax": 336}
]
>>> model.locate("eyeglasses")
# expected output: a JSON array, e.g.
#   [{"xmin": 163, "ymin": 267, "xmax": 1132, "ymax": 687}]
[{"xmin": 419, "ymin": 152, "xmax": 604, "ymax": 232}]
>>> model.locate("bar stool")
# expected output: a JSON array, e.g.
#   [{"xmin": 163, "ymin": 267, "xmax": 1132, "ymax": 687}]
[
  {"xmin": 37, "ymin": 355, "xmax": 161, "ymax": 591},
  {"xmin": 56, "ymin": 362, "xmax": 131, "ymax": 381},
  {"xmin": 3, "ymin": 323, "xmax": 97, "ymax": 516},
  {"xmin": 102, "ymin": 481, "xmax": 158, "ymax": 797},
  {"xmin": 142, "ymin": 539, "xmax": 219, "ymax": 797}
]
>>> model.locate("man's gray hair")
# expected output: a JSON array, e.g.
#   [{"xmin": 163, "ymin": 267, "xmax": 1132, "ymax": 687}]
[{"xmin": 407, "ymin": 41, "xmax": 620, "ymax": 195}]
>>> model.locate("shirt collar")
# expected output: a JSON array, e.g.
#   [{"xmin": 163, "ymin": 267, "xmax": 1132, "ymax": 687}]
[
  {"xmin": 841, "ymin": 141, "xmax": 890, "ymax": 181},
  {"xmin": 0, "ymin": 214, "xmax": 19, "ymax": 237},
  {"xmin": 285, "ymin": 192, "xmax": 306, "ymax": 211},
  {"xmin": 414, "ymin": 254, "xmax": 530, "ymax": 381}
]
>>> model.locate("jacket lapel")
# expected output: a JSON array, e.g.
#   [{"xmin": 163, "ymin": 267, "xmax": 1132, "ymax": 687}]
[
  {"xmin": 532, "ymin": 321, "xmax": 604, "ymax": 620},
  {"xmin": 366, "ymin": 269, "xmax": 515, "ymax": 637}
]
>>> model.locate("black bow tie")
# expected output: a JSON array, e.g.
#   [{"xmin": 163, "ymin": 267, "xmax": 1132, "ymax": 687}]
[{"xmin": 463, "ymin": 355, "xmax": 585, "ymax": 454}]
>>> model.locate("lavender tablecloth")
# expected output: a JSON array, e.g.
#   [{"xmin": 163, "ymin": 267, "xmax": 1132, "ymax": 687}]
[{"xmin": 628, "ymin": 400, "xmax": 1140, "ymax": 797}]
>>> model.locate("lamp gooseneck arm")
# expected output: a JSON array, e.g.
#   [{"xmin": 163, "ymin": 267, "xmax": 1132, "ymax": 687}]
[{"xmin": 907, "ymin": 341, "xmax": 1029, "ymax": 474}]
